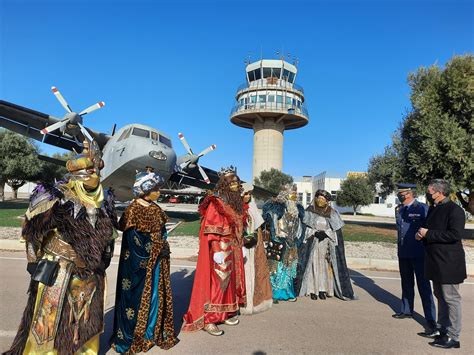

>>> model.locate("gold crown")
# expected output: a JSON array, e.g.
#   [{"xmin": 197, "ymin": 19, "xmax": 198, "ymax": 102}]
[
  {"xmin": 66, "ymin": 140, "xmax": 104, "ymax": 173},
  {"xmin": 218, "ymin": 165, "xmax": 237, "ymax": 177}
]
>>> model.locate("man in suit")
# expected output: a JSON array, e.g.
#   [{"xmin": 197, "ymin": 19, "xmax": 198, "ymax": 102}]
[
  {"xmin": 392, "ymin": 183, "xmax": 436, "ymax": 336},
  {"xmin": 416, "ymin": 179, "xmax": 466, "ymax": 349}
]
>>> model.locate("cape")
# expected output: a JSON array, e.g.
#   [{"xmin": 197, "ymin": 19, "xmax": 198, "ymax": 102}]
[
  {"xmin": 5, "ymin": 182, "xmax": 117, "ymax": 355},
  {"xmin": 182, "ymin": 195, "xmax": 243, "ymax": 331},
  {"xmin": 262, "ymin": 200, "xmax": 305, "ymax": 240},
  {"xmin": 111, "ymin": 199, "xmax": 178, "ymax": 352}
]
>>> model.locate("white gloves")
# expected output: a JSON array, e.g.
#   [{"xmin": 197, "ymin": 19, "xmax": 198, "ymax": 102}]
[{"xmin": 213, "ymin": 252, "xmax": 226, "ymax": 264}]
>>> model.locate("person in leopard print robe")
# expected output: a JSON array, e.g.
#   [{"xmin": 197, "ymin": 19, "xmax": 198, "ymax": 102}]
[{"xmin": 110, "ymin": 169, "xmax": 179, "ymax": 353}]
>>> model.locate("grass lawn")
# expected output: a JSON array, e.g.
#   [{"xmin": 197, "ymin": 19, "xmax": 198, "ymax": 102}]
[
  {"xmin": 170, "ymin": 219, "xmax": 201, "ymax": 236},
  {"xmin": 169, "ymin": 218, "xmax": 397, "ymax": 243},
  {"xmin": 343, "ymin": 223, "xmax": 397, "ymax": 243},
  {"xmin": 0, "ymin": 201, "xmax": 28, "ymax": 227}
]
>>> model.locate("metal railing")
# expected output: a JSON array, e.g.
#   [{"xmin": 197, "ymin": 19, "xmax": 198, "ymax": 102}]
[
  {"xmin": 230, "ymin": 101, "xmax": 309, "ymax": 119},
  {"xmin": 236, "ymin": 80, "xmax": 305, "ymax": 95}
]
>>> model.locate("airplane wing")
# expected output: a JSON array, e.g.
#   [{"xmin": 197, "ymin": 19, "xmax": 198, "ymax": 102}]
[
  {"xmin": 0, "ymin": 100, "xmax": 110, "ymax": 150},
  {"xmin": 168, "ymin": 166, "xmax": 219, "ymax": 190},
  {"xmin": 169, "ymin": 166, "xmax": 276, "ymax": 200}
]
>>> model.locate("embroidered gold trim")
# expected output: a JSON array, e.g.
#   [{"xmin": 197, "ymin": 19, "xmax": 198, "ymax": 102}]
[
  {"xmin": 215, "ymin": 260, "xmax": 232, "ymax": 270},
  {"xmin": 215, "ymin": 269, "xmax": 231, "ymax": 281},
  {"xmin": 205, "ymin": 302, "xmax": 239, "ymax": 313},
  {"xmin": 203, "ymin": 225, "xmax": 231, "ymax": 236},
  {"xmin": 182, "ymin": 315, "xmax": 205, "ymax": 332},
  {"xmin": 25, "ymin": 198, "xmax": 58, "ymax": 220},
  {"xmin": 219, "ymin": 240, "xmax": 231, "ymax": 250}
]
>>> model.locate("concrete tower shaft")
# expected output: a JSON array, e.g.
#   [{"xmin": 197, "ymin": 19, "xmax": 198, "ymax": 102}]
[
  {"xmin": 230, "ymin": 58, "xmax": 309, "ymax": 181},
  {"xmin": 253, "ymin": 120, "xmax": 284, "ymax": 178}
]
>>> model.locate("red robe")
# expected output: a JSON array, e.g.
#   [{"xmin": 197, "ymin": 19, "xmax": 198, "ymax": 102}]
[{"xmin": 182, "ymin": 195, "xmax": 246, "ymax": 331}]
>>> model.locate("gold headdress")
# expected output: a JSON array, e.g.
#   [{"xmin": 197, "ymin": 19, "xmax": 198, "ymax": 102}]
[
  {"xmin": 66, "ymin": 140, "xmax": 104, "ymax": 174},
  {"xmin": 218, "ymin": 165, "xmax": 237, "ymax": 177},
  {"xmin": 63, "ymin": 140, "xmax": 105, "ymax": 209}
]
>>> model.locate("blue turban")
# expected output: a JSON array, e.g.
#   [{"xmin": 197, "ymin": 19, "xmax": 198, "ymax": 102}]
[{"xmin": 132, "ymin": 171, "xmax": 165, "ymax": 197}]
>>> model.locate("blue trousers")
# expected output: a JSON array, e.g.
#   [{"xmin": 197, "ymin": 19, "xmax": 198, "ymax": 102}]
[{"xmin": 398, "ymin": 258, "xmax": 436, "ymax": 324}]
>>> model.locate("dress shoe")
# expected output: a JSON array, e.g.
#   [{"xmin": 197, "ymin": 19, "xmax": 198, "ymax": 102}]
[
  {"xmin": 287, "ymin": 297, "xmax": 297, "ymax": 302},
  {"xmin": 391, "ymin": 312, "xmax": 413, "ymax": 319},
  {"xmin": 273, "ymin": 299, "xmax": 279, "ymax": 304},
  {"xmin": 203, "ymin": 323, "xmax": 224, "ymax": 336},
  {"xmin": 224, "ymin": 316, "xmax": 239, "ymax": 326},
  {"xmin": 417, "ymin": 329, "xmax": 441, "ymax": 338},
  {"xmin": 318, "ymin": 292, "xmax": 326, "ymax": 300},
  {"xmin": 310, "ymin": 293, "xmax": 318, "ymax": 300},
  {"xmin": 429, "ymin": 336, "xmax": 460, "ymax": 349}
]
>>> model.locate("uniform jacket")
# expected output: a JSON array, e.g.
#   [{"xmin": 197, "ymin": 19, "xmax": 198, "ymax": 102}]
[
  {"xmin": 395, "ymin": 200, "xmax": 428, "ymax": 259},
  {"xmin": 423, "ymin": 200, "xmax": 466, "ymax": 284}
]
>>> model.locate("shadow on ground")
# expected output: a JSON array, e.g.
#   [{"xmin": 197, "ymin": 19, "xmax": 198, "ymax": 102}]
[{"xmin": 350, "ymin": 269, "xmax": 427, "ymax": 329}]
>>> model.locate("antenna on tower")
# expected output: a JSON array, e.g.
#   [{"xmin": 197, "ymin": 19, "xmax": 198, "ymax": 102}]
[
  {"xmin": 278, "ymin": 46, "xmax": 285, "ymax": 60},
  {"xmin": 293, "ymin": 56, "xmax": 299, "ymax": 66},
  {"xmin": 244, "ymin": 52, "xmax": 251, "ymax": 66}
]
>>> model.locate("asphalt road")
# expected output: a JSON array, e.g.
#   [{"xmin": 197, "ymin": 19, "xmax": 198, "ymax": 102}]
[{"xmin": 1, "ymin": 251, "xmax": 473, "ymax": 354}]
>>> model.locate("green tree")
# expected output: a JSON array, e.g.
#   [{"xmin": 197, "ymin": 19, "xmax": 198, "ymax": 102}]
[
  {"xmin": 399, "ymin": 54, "xmax": 474, "ymax": 213},
  {"xmin": 254, "ymin": 168, "xmax": 293, "ymax": 194},
  {"xmin": 367, "ymin": 142, "xmax": 402, "ymax": 198},
  {"xmin": 0, "ymin": 131, "xmax": 42, "ymax": 200},
  {"xmin": 37, "ymin": 152, "xmax": 72, "ymax": 184},
  {"xmin": 336, "ymin": 176, "xmax": 374, "ymax": 215}
]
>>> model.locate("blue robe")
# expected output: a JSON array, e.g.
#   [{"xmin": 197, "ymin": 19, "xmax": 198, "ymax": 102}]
[
  {"xmin": 110, "ymin": 200, "xmax": 178, "ymax": 353},
  {"xmin": 262, "ymin": 200, "xmax": 305, "ymax": 300}
]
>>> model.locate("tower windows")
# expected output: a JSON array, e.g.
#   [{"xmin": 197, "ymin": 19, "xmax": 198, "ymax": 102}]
[
  {"xmin": 263, "ymin": 67, "xmax": 272, "ymax": 78},
  {"xmin": 254, "ymin": 68, "xmax": 261, "ymax": 80},
  {"xmin": 288, "ymin": 72, "xmax": 295, "ymax": 83},
  {"xmin": 248, "ymin": 70, "xmax": 255, "ymax": 82},
  {"xmin": 272, "ymin": 68, "xmax": 281, "ymax": 78}
]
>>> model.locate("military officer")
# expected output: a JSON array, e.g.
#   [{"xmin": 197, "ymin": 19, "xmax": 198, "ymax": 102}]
[{"xmin": 392, "ymin": 183, "xmax": 437, "ymax": 336}]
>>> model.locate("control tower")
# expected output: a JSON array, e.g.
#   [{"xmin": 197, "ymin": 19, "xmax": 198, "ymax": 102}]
[{"xmin": 230, "ymin": 59, "xmax": 309, "ymax": 181}]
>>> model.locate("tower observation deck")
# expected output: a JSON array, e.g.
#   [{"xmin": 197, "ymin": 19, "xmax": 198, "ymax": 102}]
[{"xmin": 230, "ymin": 59, "xmax": 309, "ymax": 181}]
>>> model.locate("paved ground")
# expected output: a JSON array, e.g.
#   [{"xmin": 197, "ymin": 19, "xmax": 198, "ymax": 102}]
[{"xmin": 1, "ymin": 251, "xmax": 473, "ymax": 354}]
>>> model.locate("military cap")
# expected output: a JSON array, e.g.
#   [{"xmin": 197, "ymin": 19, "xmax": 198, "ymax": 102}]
[{"xmin": 397, "ymin": 183, "xmax": 417, "ymax": 192}]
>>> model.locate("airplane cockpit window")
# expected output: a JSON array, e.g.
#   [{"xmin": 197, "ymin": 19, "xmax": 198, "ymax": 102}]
[
  {"xmin": 159, "ymin": 135, "xmax": 172, "ymax": 148},
  {"xmin": 132, "ymin": 127, "xmax": 150, "ymax": 138},
  {"xmin": 117, "ymin": 128, "xmax": 131, "ymax": 141},
  {"xmin": 151, "ymin": 131, "xmax": 158, "ymax": 141}
]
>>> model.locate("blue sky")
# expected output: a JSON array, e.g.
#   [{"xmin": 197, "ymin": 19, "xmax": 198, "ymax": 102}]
[{"xmin": 1, "ymin": 0, "xmax": 472, "ymax": 182}]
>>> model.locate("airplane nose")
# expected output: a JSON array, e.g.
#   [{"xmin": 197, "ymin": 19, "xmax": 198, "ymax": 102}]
[{"xmin": 149, "ymin": 150, "xmax": 167, "ymax": 161}]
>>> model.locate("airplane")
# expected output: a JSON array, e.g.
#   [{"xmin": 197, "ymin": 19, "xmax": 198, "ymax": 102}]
[
  {"xmin": 0, "ymin": 87, "xmax": 272, "ymax": 201},
  {"xmin": 0, "ymin": 87, "xmax": 221, "ymax": 201}
]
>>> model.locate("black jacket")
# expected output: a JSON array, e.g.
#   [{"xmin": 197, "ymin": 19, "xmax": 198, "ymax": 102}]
[{"xmin": 423, "ymin": 200, "xmax": 466, "ymax": 284}]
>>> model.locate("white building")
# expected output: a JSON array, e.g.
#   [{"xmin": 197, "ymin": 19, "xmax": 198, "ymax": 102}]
[
  {"xmin": 3, "ymin": 182, "xmax": 36, "ymax": 199},
  {"xmin": 294, "ymin": 172, "xmax": 418, "ymax": 217},
  {"xmin": 294, "ymin": 171, "xmax": 345, "ymax": 208}
]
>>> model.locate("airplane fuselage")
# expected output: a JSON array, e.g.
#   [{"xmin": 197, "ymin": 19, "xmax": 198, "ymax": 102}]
[{"xmin": 101, "ymin": 123, "xmax": 177, "ymax": 201}]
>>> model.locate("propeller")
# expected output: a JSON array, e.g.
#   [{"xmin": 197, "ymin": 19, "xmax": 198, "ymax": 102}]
[
  {"xmin": 178, "ymin": 132, "xmax": 216, "ymax": 184},
  {"xmin": 40, "ymin": 86, "xmax": 105, "ymax": 142}
]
